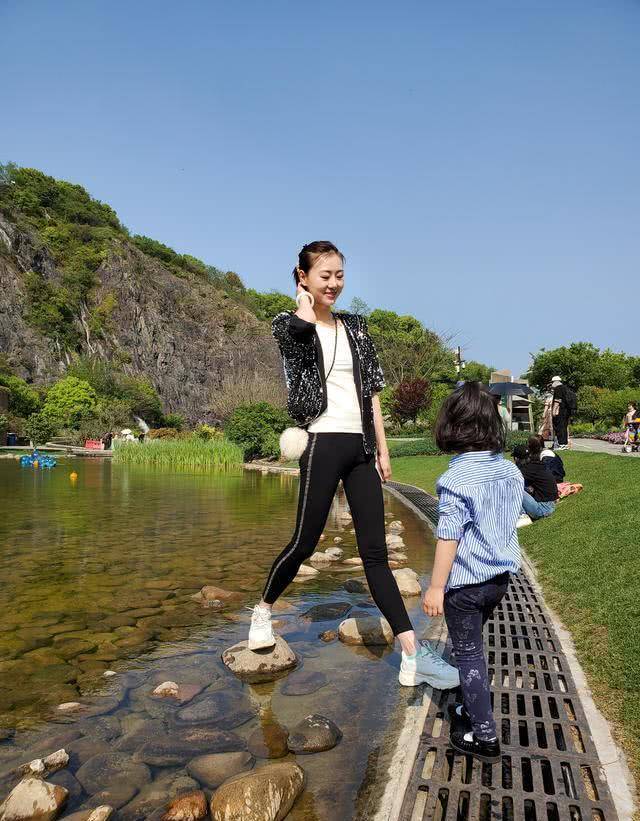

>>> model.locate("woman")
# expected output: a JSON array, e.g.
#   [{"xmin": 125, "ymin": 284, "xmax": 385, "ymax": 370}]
[
  {"xmin": 512, "ymin": 437, "xmax": 558, "ymax": 520},
  {"xmin": 248, "ymin": 241, "xmax": 459, "ymax": 689}
]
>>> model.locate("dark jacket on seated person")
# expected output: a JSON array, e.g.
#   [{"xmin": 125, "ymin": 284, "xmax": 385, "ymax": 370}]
[
  {"xmin": 519, "ymin": 459, "xmax": 559, "ymax": 502},
  {"xmin": 540, "ymin": 448, "xmax": 565, "ymax": 482}
]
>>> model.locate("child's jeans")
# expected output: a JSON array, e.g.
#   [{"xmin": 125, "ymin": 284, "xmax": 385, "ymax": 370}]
[
  {"xmin": 522, "ymin": 492, "xmax": 555, "ymax": 520},
  {"xmin": 444, "ymin": 572, "xmax": 511, "ymax": 740}
]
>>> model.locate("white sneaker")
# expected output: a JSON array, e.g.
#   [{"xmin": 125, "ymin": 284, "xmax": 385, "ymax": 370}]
[
  {"xmin": 399, "ymin": 642, "xmax": 460, "ymax": 689},
  {"xmin": 247, "ymin": 604, "xmax": 276, "ymax": 651},
  {"xmin": 517, "ymin": 514, "xmax": 533, "ymax": 528}
]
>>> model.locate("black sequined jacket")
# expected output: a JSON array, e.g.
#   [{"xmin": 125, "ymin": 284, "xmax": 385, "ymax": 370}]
[{"xmin": 272, "ymin": 310, "xmax": 385, "ymax": 456}]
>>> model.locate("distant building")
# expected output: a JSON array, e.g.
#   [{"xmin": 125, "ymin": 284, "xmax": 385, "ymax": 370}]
[{"xmin": 490, "ymin": 370, "xmax": 534, "ymax": 432}]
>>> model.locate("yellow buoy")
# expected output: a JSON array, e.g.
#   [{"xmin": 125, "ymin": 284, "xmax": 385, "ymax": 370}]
[
  {"xmin": 70, "ymin": 471, "xmax": 78, "ymax": 481},
  {"xmin": 33, "ymin": 460, "xmax": 39, "ymax": 468}
]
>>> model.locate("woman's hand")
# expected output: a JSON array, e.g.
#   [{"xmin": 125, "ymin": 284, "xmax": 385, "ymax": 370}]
[
  {"xmin": 422, "ymin": 586, "xmax": 444, "ymax": 617},
  {"xmin": 376, "ymin": 449, "xmax": 392, "ymax": 482},
  {"xmin": 295, "ymin": 283, "xmax": 316, "ymax": 323}
]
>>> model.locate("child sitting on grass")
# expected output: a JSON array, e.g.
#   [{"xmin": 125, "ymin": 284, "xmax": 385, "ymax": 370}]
[
  {"xmin": 513, "ymin": 436, "xmax": 559, "ymax": 520},
  {"xmin": 423, "ymin": 381, "xmax": 524, "ymax": 763}
]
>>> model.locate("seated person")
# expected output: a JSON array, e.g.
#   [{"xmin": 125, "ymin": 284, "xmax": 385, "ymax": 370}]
[
  {"xmin": 512, "ymin": 437, "xmax": 558, "ymax": 520},
  {"xmin": 534, "ymin": 433, "xmax": 565, "ymax": 482}
]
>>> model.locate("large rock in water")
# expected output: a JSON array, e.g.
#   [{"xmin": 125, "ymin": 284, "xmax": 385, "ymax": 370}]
[
  {"xmin": 338, "ymin": 616, "xmax": 394, "ymax": 646},
  {"xmin": 176, "ymin": 690, "xmax": 256, "ymax": 729},
  {"xmin": 222, "ymin": 636, "xmax": 297, "ymax": 683},
  {"xmin": 209, "ymin": 762, "xmax": 305, "ymax": 821},
  {"xmin": 0, "ymin": 776, "xmax": 68, "ymax": 821},
  {"xmin": 134, "ymin": 727, "xmax": 246, "ymax": 767},
  {"xmin": 186, "ymin": 751, "xmax": 254, "ymax": 788},
  {"xmin": 247, "ymin": 724, "xmax": 290, "ymax": 759},
  {"xmin": 392, "ymin": 568, "xmax": 422, "ymax": 596},
  {"xmin": 301, "ymin": 602, "xmax": 352, "ymax": 622},
  {"xmin": 75, "ymin": 751, "xmax": 151, "ymax": 794},
  {"xmin": 161, "ymin": 791, "xmax": 208, "ymax": 821},
  {"xmin": 287, "ymin": 715, "xmax": 342, "ymax": 754}
]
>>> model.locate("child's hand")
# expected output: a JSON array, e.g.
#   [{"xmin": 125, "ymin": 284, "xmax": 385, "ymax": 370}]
[{"xmin": 423, "ymin": 586, "xmax": 444, "ymax": 617}]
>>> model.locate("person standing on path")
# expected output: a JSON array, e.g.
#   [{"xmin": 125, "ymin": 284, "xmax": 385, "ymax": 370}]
[
  {"xmin": 551, "ymin": 376, "xmax": 576, "ymax": 450},
  {"xmin": 422, "ymin": 382, "xmax": 524, "ymax": 762},
  {"xmin": 248, "ymin": 241, "xmax": 459, "ymax": 690}
]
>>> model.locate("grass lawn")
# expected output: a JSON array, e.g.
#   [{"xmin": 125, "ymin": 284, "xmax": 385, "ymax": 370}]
[{"xmin": 390, "ymin": 450, "xmax": 640, "ymax": 784}]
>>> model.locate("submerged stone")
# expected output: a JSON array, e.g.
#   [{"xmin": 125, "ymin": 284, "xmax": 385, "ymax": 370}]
[{"xmin": 209, "ymin": 762, "xmax": 304, "ymax": 821}]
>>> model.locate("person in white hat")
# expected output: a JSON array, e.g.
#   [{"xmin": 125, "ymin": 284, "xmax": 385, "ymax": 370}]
[{"xmin": 550, "ymin": 376, "xmax": 576, "ymax": 450}]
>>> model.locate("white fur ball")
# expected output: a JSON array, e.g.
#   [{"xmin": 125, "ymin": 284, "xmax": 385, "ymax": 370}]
[{"xmin": 279, "ymin": 427, "xmax": 309, "ymax": 461}]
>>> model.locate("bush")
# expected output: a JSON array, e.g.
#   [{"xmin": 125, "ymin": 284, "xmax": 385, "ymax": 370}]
[
  {"xmin": 0, "ymin": 374, "xmax": 42, "ymax": 417},
  {"xmin": 391, "ymin": 379, "xmax": 431, "ymax": 424},
  {"xmin": 162, "ymin": 412, "xmax": 185, "ymax": 431},
  {"xmin": 25, "ymin": 411, "xmax": 59, "ymax": 446},
  {"xmin": 504, "ymin": 430, "xmax": 531, "ymax": 451},
  {"xmin": 576, "ymin": 386, "xmax": 639, "ymax": 428},
  {"xmin": 147, "ymin": 427, "xmax": 181, "ymax": 440},
  {"xmin": 0, "ymin": 414, "xmax": 8, "ymax": 439},
  {"xmin": 41, "ymin": 376, "xmax": 96, "ymax": 428},
  {"xmin": 225, "ymin": 402, "xmax": 292, "ymax": 460},
  {"xmin": 194, "ymin": 423, "xmax": 222, "ymax": 440},
  {"xmin": 423, "ymin": 382, "xmax": 452, "ymax": 430}
]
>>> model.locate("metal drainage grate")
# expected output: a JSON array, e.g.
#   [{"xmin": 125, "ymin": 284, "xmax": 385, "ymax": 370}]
[{"xmin": 387, "ymin": 483, "xmax": 618, "ymax": 821}]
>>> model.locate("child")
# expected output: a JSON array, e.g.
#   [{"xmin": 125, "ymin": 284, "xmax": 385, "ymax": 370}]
[
  {"xmin": 513, "ymin": 437, "xmax": 558, "ymax": 520},
  {"xmin": 423, "ymin": 382, "xmax": 524, "ymax": 763}
]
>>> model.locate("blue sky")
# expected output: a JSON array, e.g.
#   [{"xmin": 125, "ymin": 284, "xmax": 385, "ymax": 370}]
[{"xmin": 2, "ymin": 0, "xmax": 639, "ymax": 376}]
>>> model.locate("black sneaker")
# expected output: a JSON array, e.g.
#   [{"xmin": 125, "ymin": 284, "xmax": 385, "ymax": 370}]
[
  {"xmin": 448, "ymin": 703, "xmax": 472, "ymax": 726},
  {"xmin": 450, "ymin": 730, "xmax": 501, "ymax": 763}
]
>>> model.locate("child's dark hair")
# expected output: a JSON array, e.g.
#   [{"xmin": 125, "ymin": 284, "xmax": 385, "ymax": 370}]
[
  {"xmin": 512, "ymin": 444, "xmax": 529, "ymax": 466},
  {"xmin": 434, "ymin": 381, "xmax": 505, "ymax": 454},
  {"xmin": 293, "ymin": 241, "xmax": 344, "ymax": 284},
  {"xmin": 527, "ymin": 435, "xmax": 543, "ymax": 459}
]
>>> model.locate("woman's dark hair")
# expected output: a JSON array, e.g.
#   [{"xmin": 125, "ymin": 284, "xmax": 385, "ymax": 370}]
[
  {"xmin": 527, "ymin": 435, "xmax": 543, "ymax": 459},
  {"xmin": 434, "ymin": 381, "xmax": 505, "ymax": 454},
  {"xmin": 293, "ymin": 241, "xmax": 344, "ymax": 284}
]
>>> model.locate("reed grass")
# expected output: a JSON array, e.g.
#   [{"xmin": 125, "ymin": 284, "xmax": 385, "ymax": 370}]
[{"xmin": 112, "ymin": 435, "xmax": 243, "ymax": 469}]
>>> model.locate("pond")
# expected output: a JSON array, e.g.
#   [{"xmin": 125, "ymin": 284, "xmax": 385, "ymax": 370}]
[{"xmin": 0, "ymin": 457, "xmax": 438, "ymax": 820}]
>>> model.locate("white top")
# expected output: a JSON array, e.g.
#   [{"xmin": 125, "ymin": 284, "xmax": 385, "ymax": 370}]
[{"xmin": 308, "ymin": 321, "xmax": 363, "ymax": 434}]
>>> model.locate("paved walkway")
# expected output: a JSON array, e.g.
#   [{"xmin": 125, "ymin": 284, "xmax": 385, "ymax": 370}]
[
  {"xmin": 381, "ymin": 480, "xmax": 634, "ymax": 821},
  {"xmin": 570, "ymin": 438, "xmax": 639, "ymax": 457}
]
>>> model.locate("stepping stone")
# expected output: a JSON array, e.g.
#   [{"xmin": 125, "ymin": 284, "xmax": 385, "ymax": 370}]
[
  {"xmin": 343, "ymin": 578, "xmax": 368, "ymax": 594},
  {"xmin": 0, "ymin": 776, "xmax": 68, "ymax": 821},
  {"xmin": 176, "ymin": 690, "xmax": 256, "ymax": 729},
  {"xmin": 161, "ymin": 791, "xmax": 208, "ymax": 821},
  {"xmin": 318, "ymin": 630, "xmax": 337, "ymax": 642},
  {"xmin": 75, "ymin": 751, "xmax": 151, "ymax": 794},
  {"xmin": 287, "ymin": 714, "xmax": 342, "ymax": 754},
  {"xmin": 301, "ymin": 602, "xmax": 352, "ymax": 622},
  {"xmin": 222, "ymin": 636, "xmax": 297, "ymax": 683},
  {"xmin": 392, "ymin": 568, "xmax": 421, "ymax": 596},
  {"xmin": 209, "ymin": 762, "xmax": 304, "ymax": 821},
  {"xmin": 134, "ymin": 728, "xmax": 245, "ymax": 767},
  {"xmin": 342, "ymin": 557, "xmax": 363, "ymax": 566},
  {"xmin": 338, "ymin": 616, "xmax": 394, "ymax": 646},
  {"xmin": 281, "ymin": 670, "xmax": 328, "ymax": 696},
  {"xmin": 387, "ymin": 520, "xmax": 405, "ymax": 533}
]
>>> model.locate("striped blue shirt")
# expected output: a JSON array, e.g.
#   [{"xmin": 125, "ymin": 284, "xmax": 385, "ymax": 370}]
[{"xmin": 436, "ymin": 451, "xmax": 524, "ymax": 590}]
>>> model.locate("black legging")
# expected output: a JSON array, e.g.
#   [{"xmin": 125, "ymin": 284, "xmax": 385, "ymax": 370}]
[{"xmin": 262, "ymin": 432, "xmax": 412, "ymax": 635}]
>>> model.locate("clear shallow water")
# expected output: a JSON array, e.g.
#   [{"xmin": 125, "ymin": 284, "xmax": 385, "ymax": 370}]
[{"xmin": 0, "ymin": 458, "xmax": 437, "ymax": 819}]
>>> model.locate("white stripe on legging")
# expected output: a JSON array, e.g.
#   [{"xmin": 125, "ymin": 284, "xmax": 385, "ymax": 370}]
[{"xmin": 263, "ymin": 433, "xmax": 318, "ymax": 601}]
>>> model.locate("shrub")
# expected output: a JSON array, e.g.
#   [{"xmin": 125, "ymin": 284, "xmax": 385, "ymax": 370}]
[
  {"xmin": 225, "ymin": 402, "xmax": 292, "ymax": 460},
  {"xmin": 194, "ymin": 423, "xmax": 222, "ymax": 440},
  {"xmin": 576, "ymin": 386, "xmax": 639, "ymax": 427},
  {"xmin": 0, "ymin": 414, "xmax": 8, "ymax": 440},
  {"xmin": 162, "ymin": 412, "xmax": 185, "ymax": 431},
  {"xmin": 391, "ymin": 379, "xmax": 431, "ymax": 424},
  {"xmin": 25, "ymin": 411, "xmax": 59, "ymax": 446},
  {"xmin": 505, "ymin": 430, "xmax": 531, "ymax": 451},
  {"xmin": 0, "ymin": 374, "xmax": 42, "ymax": 417},
  {"xmin": 147, "ymin": 427, "xmax": 181, "ymax": 440},
  {"xmin": 423, "ymin": 382, "xmax": 452, "ymax": 430},
  {"xmin": 41, "ymin": 376, "xmax": 96, "ymax": 428}
]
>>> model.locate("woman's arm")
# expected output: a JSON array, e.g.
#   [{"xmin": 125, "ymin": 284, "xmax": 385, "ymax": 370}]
[{"xmin": 372, "ymin": 393, "xmax": 391, "ymax": 481}]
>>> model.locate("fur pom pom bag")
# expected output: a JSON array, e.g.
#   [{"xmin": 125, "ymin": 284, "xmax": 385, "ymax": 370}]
[{"xmin": 279, "ymin": 427, "xmax": 309, "ymax": 461}]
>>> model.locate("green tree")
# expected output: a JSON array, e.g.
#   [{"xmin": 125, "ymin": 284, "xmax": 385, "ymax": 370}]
[
  {"xmin": 462, "ymin": 361, "xmax": 494, "ymax": 384},
  {"xmin": 25, "ymin": 411, "xmax": 58, "ymax": 446},
  {"xmin": 349, "ymin": 297, "xmax": 371, "ymax": 316},
  {"xmin": 526, "ymin": 342, "xmax": 636, "ymax": 391},
  {"xmin": 225, "ymin": 402, "xmax": 291, "ymax": 460},
  {"xmin": 41, "ymin": 376, "xmax": 96, "ymax": 428},
  {"xmin": 367, "ymin": 309, "xmax": 453, "ymax": 385},
  {"xmin": 0, "ymin": 374, "xmax": 42, "ymax": 417}
]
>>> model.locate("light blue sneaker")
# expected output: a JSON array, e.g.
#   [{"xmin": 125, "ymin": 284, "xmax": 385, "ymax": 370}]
[{"xmin": 399, "ymin": 642, "xmax": 460, "ymax": 689}]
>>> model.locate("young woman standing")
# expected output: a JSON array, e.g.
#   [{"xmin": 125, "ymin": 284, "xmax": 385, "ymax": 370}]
[{"xmin": 248, "ymin": 241, "xmax": 459, "ymax": 689}]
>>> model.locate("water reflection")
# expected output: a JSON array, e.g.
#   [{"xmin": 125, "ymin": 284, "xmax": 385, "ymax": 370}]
[{"xmin": 0, "ymin": 459, "xmax": 437, "ymax": 819}]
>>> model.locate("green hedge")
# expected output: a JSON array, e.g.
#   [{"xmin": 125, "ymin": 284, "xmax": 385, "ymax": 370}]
[{"xmin": 225, "ymin": 402, "xmax": 292, "ymax": 460}]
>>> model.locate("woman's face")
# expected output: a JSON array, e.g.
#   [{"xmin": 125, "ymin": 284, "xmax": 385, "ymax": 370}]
[{"xmin": 299, "ymin": 252, "xmax": 344, "ymax": 309}]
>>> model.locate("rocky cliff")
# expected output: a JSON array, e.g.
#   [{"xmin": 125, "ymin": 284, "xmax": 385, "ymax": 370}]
[{"xmin": 0, "ymin": 211, "xmax": 281, "ymax": 423}]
